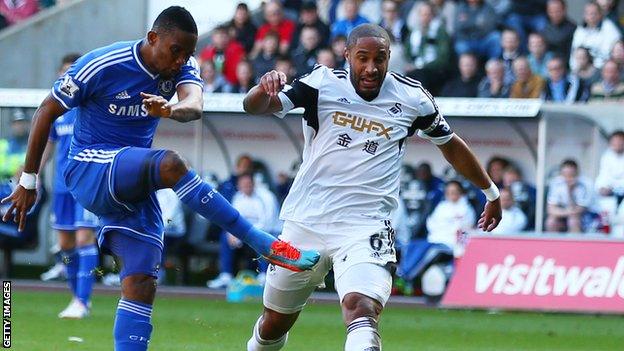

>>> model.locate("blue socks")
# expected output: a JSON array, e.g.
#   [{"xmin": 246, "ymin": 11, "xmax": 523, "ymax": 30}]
[
  {"xmin": 76, "ymin": 244, "xmax": 99, "ymax": 306},
  {"xmin": 114, "ymin": 299, "xmax": 153, "ymax": 351},
  {"xmin": 62, "ymin": 249, "xmax": 79, "ymax": 296},
  {"xmin": 173, "ymin": 170, "xmax": 276, "ymax": 256}
]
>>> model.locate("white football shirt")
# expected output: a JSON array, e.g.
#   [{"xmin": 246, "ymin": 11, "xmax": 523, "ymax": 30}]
[{"xmin": 275, "ymin": 65, "xmax": 454, "ymax": 225}]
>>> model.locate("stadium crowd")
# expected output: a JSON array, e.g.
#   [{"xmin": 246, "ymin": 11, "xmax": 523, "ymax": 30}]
[
  {"xmin": 197, "ymin": 0, "xmax": 624, "ymax": 101},
  {"xmin": 1, "ymin": 0, "xmax": 624, "ymax": 297}
]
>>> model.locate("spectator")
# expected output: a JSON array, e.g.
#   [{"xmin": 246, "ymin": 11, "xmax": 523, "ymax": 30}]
[
  {"xmin": 491, "ymin": 188, "xmax": 528, "ymax": 234},
  {"xmin": 478, "ymin": 59, "xmax": 511, "ymax": 98},
  {"xmin": 290, "ymin": 1, "xmax": 330, "ymax": 51},
  {"xmin": 200, "ymin": 60, "xmax": 229, "ymax": 93},
  {"xmin": 206, "ymin": 173, "xmax": 274, "ymax": 289},
  {"xmin": 546, "ymin": 159, "xmax": 593, "ymax": 233},
  {"xmin": 0, "ymin": 0, "xmax": 38, "ymax": 26},
  {"xmin": 426, "ymin": 181, "xmax": 476, "ymax": 256},
  {"xmin": 407, "ymin": 0, "xmax": 457, "ymax": 36},
  {"xmin": 274, "ymin": 55, "xmax": 296, "ymax": 82},
  {"xmin": 405, "ymin": 1, "xmax": 451, "ymax": 94},
  {"xmin": 572, "ymin": 47, "xmax": 601, "ymax": 86},
  {"xmin": 486, "ymin": 156, "xmax": 510, "ymax": 188},
  {"xmin": 155, "ymin": 189, "xmax": 186, "ymax": 284},
  {"xmin": 331, "ymin": 34, "xmax": 348, "ymax": 69},
  {"xmin": 502, "ymin": 165, "xmax": 536, "ymax": 229},
  {"xmin": 379, "ymin": 0, "xmax": 409, "ymax": 44},
  {"xmin": 504, "ymin": 0, "xmax": 548, "ymax": 47},
  {"xmin": 570, "ymin": 2, "xmax": 621, "ymax": 71},
  {"xmin": 252, "ymin": 31, "xmax": 280, "ymax": 83},
  {"xmin": 316, "ymin": 47, "xmax": 337, "ymax": 68},
  {"xmin": 440, "ymin": 53, "xmax": 481, "ymax": 97},
  {"xmin": 542, "ymin": 0, "xmax": 576, "ymax": 60},
  {"xmin": 252, "ymin": 0, "xmax": 296, "ymax": 57},
  {"xmin": 199, "ymin": 25, "xmax": 246, "ymax": 86},
  {"xmin": 454, "ymin": 0, "xmax": 501, "ymax": 60},
  {"xmin": 500, "ymin": 29, "xmax": 524, "ymax": 83},
  {"xmin": 611, "ymin": 40, "xmax": 624, "ymax": 79},
  {"xmin": 0, "ymin": 109, "xmax": 29, "ymax": 180},
  {"xmin": 528, "ymin": 32, "xmax": 554, "ymax": 78},
  {"xmin": 330, "ymin": 0, "xmax": 369, "ymax": 39},
  {"xmin": 590, "ymin": 60, "xmax": 624, "ymax": 101},
  {"xmin": 415, "ymin": 162, "xmax": 445, "ymax": 211},
  {"xmin": 542, "ymin": 56, "xmax": 589, "ymax": 103},
  {"xmin": 225, "ymin": 60, "xmax": 255, "ymax": 94},
  {"xmin": 510, "ymin": 57, "xmax": 546, "ymax": 98},
  {"xmin": 595, "ymin": 130, "xmax": 624, "ymax": 206},
  {"xmin": 597, "ymin": 0, "xmax": 622, "ymax": 32},
  {"xmin": 292, "ymin": 25, "xmax": 322, "ymax": 76},
  {"xmin": 228, "ymin": 3, "xmax": 257, "ymax": 53}
]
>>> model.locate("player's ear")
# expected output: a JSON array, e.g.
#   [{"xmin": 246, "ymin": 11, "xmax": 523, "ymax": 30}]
[
  {"xmin": 147, "ymin": 30, "xmax": 158, "ymax": 45},
  {"xmin": 343, "ymin": 47, "xmax": 349, "ymax": 61}
]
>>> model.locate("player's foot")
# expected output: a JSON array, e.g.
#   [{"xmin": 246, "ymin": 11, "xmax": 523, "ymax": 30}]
[
  {"xmin": 58, "ymin": 298, "xmax": 90, "ymax": 319},
  {"xmin": 263, "ymin": 241, "xmax": 320, "ymax": 272},
  {"xmin": 206, "ymin": 272, "xmax": 233, "ymax": 289},
  {"xmin": 41, "ymin": 262, "xmax": 66, "ymax": 281}
]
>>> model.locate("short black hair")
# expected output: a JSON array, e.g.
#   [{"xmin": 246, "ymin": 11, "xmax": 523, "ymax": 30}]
[
  {"xmin": 446, "ymin": 180, "xmax": 466, "ymax": 194},
  {"xmin": 560, "ymin": 159, "xmax": 578, "ymax": 170},
  {"xmin": 346, "ymin": 24, "xmax": 390, "ymax": 49},
  {"xmin": 610, "ymin": 130, "xmax": 624, "ymax": 140},
  {"xmin": 61, "ymin": 53, "xmax": 81, "ymax": 67},
  {"xmin": 152, "ymin": 6, "xmax": 197, "ymax": 35}
]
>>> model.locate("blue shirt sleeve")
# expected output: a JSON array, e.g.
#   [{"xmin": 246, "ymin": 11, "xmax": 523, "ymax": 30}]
[
  {"xmin": 175, "ymin": 56, "xmax": 203, "ymax": 90},
  {"xmin": 51, "ymin": 53, "xmax": 101, "ymax": 110}
]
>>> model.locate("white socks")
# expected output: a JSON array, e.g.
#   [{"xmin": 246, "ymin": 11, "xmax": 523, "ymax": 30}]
[
  {"xmin": 247, "ymin": 317, "xmax": 288, "ymax": 351},
  {"xmin": 344, "ymin": 317, "xmax": 381, "ymax": 351}
]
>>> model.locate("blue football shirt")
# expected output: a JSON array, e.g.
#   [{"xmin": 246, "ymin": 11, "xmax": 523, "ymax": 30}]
[
  {"xmin": 51, "ymin": 39, "xmax": 202, "ymax": 160},
  {"xmin": 49, "ymin": 109, "xmax": 77, "ymax": 193}
]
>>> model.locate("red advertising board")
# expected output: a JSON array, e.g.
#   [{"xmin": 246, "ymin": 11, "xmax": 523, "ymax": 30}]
[{"xmin": 442, "ymin": 235, "xmax": 624, "ymax": 313}]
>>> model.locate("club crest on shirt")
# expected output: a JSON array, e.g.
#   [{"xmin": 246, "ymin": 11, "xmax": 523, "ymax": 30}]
[
  {"xmin": 387, "ymin": 102, "xmax": 403, "ymax": 117},
  {"xmin": 158, "ymin": 78, "xmax": 174, "ymax": 95}
]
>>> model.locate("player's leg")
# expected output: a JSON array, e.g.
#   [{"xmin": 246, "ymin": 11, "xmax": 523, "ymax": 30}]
[
  {"xmin": 111, "ymin": 148, "xmax": 318, "ymax": 271},
  {"xmin": 104, "ymin": 231, "xmax": 160, "ymax": 351},
  {"xmin": 73, "ymin": 203, "xmax": 99, "ymax": 312},
  {"xmin": 247, "ymin": 221, "xmax": 328, "ymax": 350},
  {"xmin": 337, "ymin": 264, "xmax": 391, "ymax": 351},
  {"xmin": 332, "ymin": 222, "xmax": 396, "ymax": 351},
  {"xmin": 58, "ymin": 230, "xmax": 77, "ymax": 295}
]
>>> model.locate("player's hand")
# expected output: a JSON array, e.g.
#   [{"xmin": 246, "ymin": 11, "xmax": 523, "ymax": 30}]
[
  {"xmin": 478, "ymin": 198, "xmax": 502, "ymax": 232},
  {"xmin": 140, "ymin": 92, "xmax": 172, "ymax": 118},
  {"xmin": 259, "ymin": 70, "xmax": 287, "ymax": 97},
  {"xmin": 1, "ymin": 186, "xmax": 37, "ymax": 232}
]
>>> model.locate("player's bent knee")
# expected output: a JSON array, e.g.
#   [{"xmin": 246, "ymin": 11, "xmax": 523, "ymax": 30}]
[
  {"xmin": 75, "ymin": 229, "xmax": 95, "ymax": 247},
  {"xmin": 341, "ymin": 293, "xmax": 382, "ymax": 325},
  {"xmin": 159, "ymin": 150, "xmax": 190, "ymax": 187},
  {"xmin": 121, "ymin": 274, "xmax": 157, "ymax": 304},
  {"xmin": 259, "ymin": 308, "xmax": 299, "ymax": 340}
]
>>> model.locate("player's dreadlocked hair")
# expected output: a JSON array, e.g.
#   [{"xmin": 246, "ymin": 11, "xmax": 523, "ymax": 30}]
[
  {"xmin": 152, "ymin": 6, "xmax": 197, "ymax": 35},
  {"xmin": 346, "ymin": 23, "xmax": 391, "ymax": 49}
]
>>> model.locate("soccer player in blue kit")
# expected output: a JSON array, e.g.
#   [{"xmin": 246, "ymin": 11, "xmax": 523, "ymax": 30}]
[
  {"xmin": 42, "ymin": 54, "xmax": 100, "ymax": 319},
  {"xmin": 2, "ymin": 6, "xmax": 319, "ymax": 350}
]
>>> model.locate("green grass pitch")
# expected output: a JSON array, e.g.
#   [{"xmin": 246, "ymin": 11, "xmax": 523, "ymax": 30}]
[{"xmin": 11, "ymin": 290, "xmax": 624, "ymax": 350}]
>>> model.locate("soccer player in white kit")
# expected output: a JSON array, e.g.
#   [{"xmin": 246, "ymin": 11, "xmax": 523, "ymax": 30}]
[{"xmin": 243, "ymin": 24, "xmax": 502, "ymax": 351}]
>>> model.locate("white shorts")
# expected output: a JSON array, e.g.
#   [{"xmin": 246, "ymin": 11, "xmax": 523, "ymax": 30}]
[{"xmin": 263, "ymin": 220, "xmax": 397, "ymax": 314}]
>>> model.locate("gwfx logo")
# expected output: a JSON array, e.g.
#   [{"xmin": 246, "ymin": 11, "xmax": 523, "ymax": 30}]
[{"xmin": 332, "ymin": 111, "xmax": 393, "ymax": 140}]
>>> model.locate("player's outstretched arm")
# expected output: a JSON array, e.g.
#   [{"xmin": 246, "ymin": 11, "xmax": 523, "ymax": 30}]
[
  {"xmin": 141, "ymin": 83, "xmax": 203, "ymax": 122},
  {"xmin": 437, "ymin": 134, "xmax": 502, "ymax": 232},
  {"xmin": 1, "ymin": 95, "xmax": 66, "ymax": 231},
  {"xmin": 243, "ymin": 70, "xmax": 286, "ymax": 115}
]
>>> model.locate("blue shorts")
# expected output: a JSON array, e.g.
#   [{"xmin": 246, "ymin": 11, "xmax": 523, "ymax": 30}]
[
  {"xmin": 52, "ymin": 192, "xmax": 98, "ymax": 231},
  {"xmin": 104, "ymin": 231, "xmax": 161, "ymax": 280},
  {"xmin": 63, "ymin": 147, "xmax": 166, "ymax": 252}
]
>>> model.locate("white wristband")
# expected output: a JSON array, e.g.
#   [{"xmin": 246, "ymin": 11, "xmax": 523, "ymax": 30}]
[
  {"xmin": 19, "ymin": 172, "xmax": 37, "ymax": 190},
  {"xmin": 482, "ymin": 182, "xmax": 500, "ymax": 202}
]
